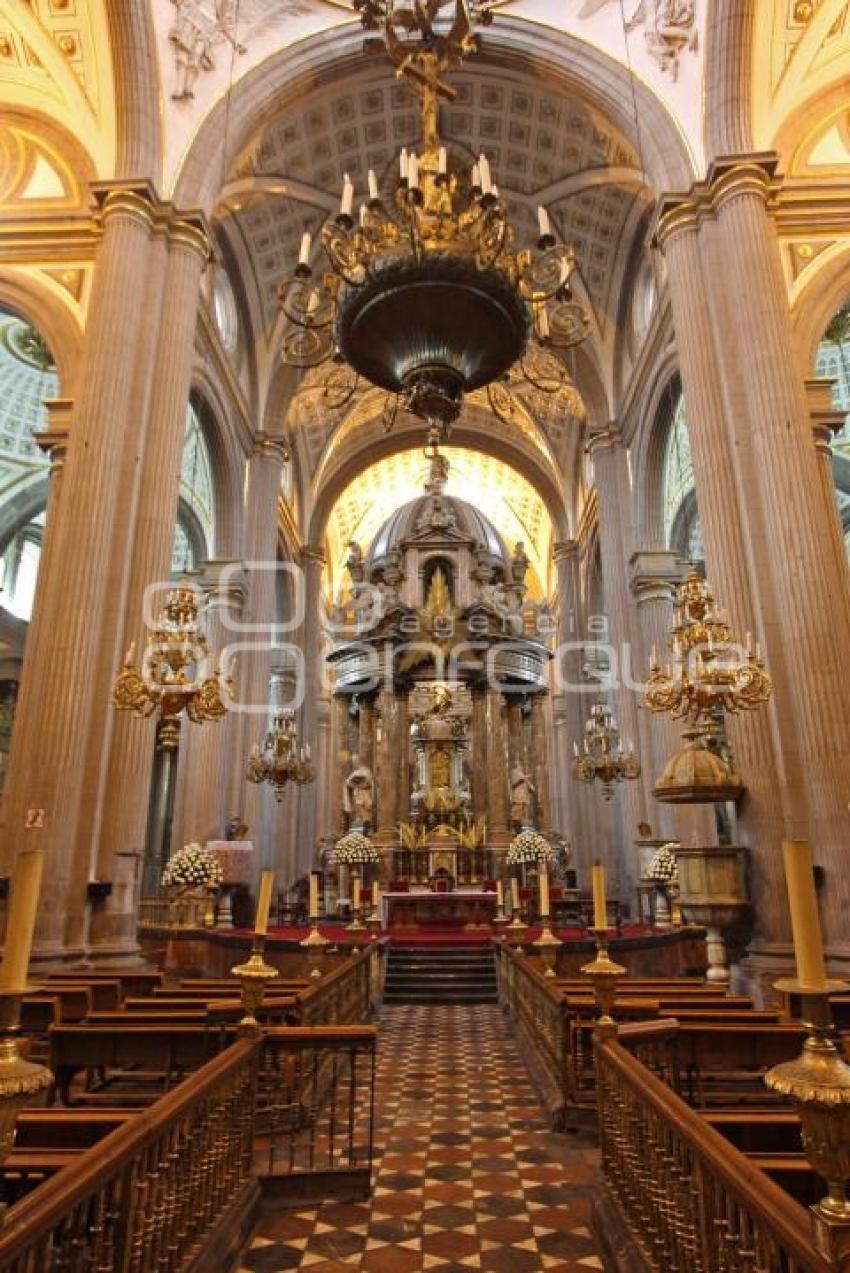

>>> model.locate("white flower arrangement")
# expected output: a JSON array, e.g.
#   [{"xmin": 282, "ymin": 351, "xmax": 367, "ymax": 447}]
[
  {"xmin": 506, "ymin": 829, "xmax": 554, "ymax": 866},
  {"xmin": 645, "ymin": 843, "xmax": 678, "ymax": 885},
  {"xmin": 332, "ymin": 832, "xmax": 380, "ymax": 866},
  {"xmin": 161, "ymin": 842, "xmax": 223, "ymax": 890}
]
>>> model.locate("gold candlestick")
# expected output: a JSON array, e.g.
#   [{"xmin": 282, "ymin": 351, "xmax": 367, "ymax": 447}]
[
  {"xmin": 300, "ymin": 915, "xmax": 330, "ymax": 978},
  {"xmin": 0, "ymin": 991, "xmax": 53, "ymax": 1223},
  {"xmin": 581, "ymin": 927, "xmax": 626, "ymax": 1027},
  {"xmin": 506, "ymin": 908, "xmax": 526, "ymax": 945},
  {"xmin": 533, "ymin": 915, "xmax": 561, "ymax": 978},
  {"xmin": 764, "ymin": 980, "xmax": 850, "ymax": 1264},
  {"xmin": 231, "ymin": 934, "xmax": 279, "ymax": 1029}
]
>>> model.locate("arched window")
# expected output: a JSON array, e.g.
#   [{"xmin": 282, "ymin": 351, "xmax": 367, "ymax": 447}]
[
  {"xmin": 814, "ymin": 300, "xmax": 850, "ymax": 556},
  {"xmin": 661, "ymin": 384, "xmax": 704, "ymax": 572},
  {"xmin": 172, "ymin": 396, "xmax": 215, "ymax": 575}
]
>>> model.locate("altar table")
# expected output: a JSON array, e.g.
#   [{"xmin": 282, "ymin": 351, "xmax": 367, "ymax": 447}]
[{"xmin": 382, "ymin": 889, "xmax": 497, "ymax": 930}]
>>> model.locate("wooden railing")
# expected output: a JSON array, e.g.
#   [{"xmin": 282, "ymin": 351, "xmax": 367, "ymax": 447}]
[
  {"xmin": 138, "ymin": 892, "xmax": 209, "ymax": 930},
  {"xmin": 594, "ymin": 1028, "xmax": 832, "ymax": 1273},
  {"xmin": 0, "ymin": 1036, "xmax": 262, "ymax": 1272},
  {"xmin": 496, "ymin": 943, "xmax": 571, "ymax": 1123},
  {"xmin": 294, "ymin": 943, "xmax": 382, "ymax": 1026},
  {"xmin": 259, "ymin": 1025, "xmax": 376, "ymax": 1203}
]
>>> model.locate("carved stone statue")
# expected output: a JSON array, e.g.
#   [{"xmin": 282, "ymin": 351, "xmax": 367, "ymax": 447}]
[
  {"xmin": 343, "ymin": 754, "xmax": 375, "ymax": 828},
  {"xmin": 168, "ymin": 1, "xmax": 246, "ymax": 102},
  {"xmin": 511, "ymin": 541, "xmax": 530, "ymax": 588},
  {"xmin": 346, "ymin": 539, "xmax": 365, "ymax": 584},
  {"xmin": 510, "ymin": 763, "xmax": 536, "ymax": 826}
]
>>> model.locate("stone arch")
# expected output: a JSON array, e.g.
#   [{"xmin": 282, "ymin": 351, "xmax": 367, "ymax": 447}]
[
  {"xmin": 0, "ymin": 272, "xmax": 82, "ymax": 396},
  {"xmin": 106, "ymin": 0, "xmax": 162, "ymax": 183},
  {"xmin": 790, "ymin": 245, "xmax": 850, "ymax": 378},
  {"xmin": 702, "ymin": 0, "xmax": 754, "ymax": 160},
  {"xmin": 173, "ymin": 18, "xmax": 694, "ymax": 214},
  {"xmin": 306, "ymin": 416, "xmax": 570, "ymax": 558}
]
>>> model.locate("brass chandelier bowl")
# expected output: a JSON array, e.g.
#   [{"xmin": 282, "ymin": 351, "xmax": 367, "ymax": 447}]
[{"xmin": 277, "ymin": 0, "xmax": 590, "ymax": 436}]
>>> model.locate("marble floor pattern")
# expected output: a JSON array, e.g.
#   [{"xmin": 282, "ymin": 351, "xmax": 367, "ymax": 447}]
[{"xmin": 241, "ymin": 1003, "xmax": 602, "ymax": 1272}]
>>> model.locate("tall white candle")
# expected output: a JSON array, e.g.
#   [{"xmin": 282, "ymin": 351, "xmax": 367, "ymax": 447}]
[
  {"xmin": 340, "ymin": 175, "xmax": 353, "ymax": 217},
  {"xmin": 373, "ymin": 882, "xmax": 382, "ymax": 918},
  {"xmin": 538, "ymin": 869, "xmax": 550, "ymax": 919},
  {"xmin": 479, "ymin": 154, "xmax": 491, "ymax": 193},
  {"xmin": 408, "ymin": 154, "xmax": 419, "ymax": 189},
  {"xmin": 400, "ymin": 148, "xmax": 409, "ymax": 181},
  {"xmin": 368, "ymin": 169, "xmax": 379, "ymax": 200},
  {"xmin": 537, "ymin": 205, "xmax": 551, "ymax": 237},
  {"xmin": 0, "ymin": 848, "xmax": 45, "ymax": 992},
  {"xmin": 352, "ymin": 873, "xmax": 361, "ymax": 912},
  {"xmin": 438, "ymin": 146, "xmax": 447, "ymax": 175},
  {"xmin": 254, "ymin": 869, "xmax": 275, "ymax": 936},
  {"xmin": 308, "ymin": 872, "xmax": 319, "ymax": 920},
  {"xmin": 471, "ymin": 163, "xmax": 480, "ymax": 189},
  {"xmin": 496, "ymin": 879, "xmax": 503, "ymax": 908},
  {"xmin": 298, "ymin": 232, "xmax": 311, "ymax": 266},
  {"xmin": 511, "ymin": 878, "xmax": 520, "ymax": 913}
]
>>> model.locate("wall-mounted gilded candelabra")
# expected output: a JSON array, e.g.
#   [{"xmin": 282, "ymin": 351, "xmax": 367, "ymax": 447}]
[
  {"xmin": 246, "ymin": 711, "xmax": 315, "ymax": 802},
  {"xmin": 571, "ymin": 700, "xmax": 640, "ymax": 802},
  {"xmin": 645, "ymin": 569, "xmax": 772, "ymax": 804},
  {"xmin": 112, "ymin": 580, "xmax": 232, "ymax": 742}
]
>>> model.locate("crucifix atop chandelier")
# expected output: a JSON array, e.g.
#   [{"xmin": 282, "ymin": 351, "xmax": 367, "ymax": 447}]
[{"xmin": 277, "ymin": 0, "xmax": 591, "ymax": 438}]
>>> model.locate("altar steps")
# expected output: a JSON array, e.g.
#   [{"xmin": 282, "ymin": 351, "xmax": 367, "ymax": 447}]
[{"xmin": 383, "ymin": 947, "xmax": 498, "ymax": 1004}]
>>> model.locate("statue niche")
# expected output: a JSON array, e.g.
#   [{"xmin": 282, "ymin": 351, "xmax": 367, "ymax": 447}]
[{"xmin": 343, "ymin": 754, "xmax": 375, "ymax": 831}]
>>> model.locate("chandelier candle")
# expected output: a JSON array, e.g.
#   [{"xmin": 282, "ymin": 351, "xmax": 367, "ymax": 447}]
[
  {"xmin": 299, "ymin": 232, "xmax": 311, "ymax": 266},
  {"xmin": 0, "ymin": 847, "xmax": 44, "ymax": 991},
  {"xmin": 782, "ymin": 839, "xmax": 828, "ymax": 990},
  {"xmin": 368, "ymin": 169, "xmax": 379, "ymax": 201},
  {"xmin": 254, "ymin": 869, "xmax": 275, "ymax": 937},
  {"xmin": 592, "ymin": 861, "xmax": 607, "ymax": 932}
]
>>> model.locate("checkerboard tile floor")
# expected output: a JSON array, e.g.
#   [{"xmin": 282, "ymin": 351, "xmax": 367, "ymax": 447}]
[{"xmin": 240, "ymin": 1004, "xmax": 602, "ymax": 1271}]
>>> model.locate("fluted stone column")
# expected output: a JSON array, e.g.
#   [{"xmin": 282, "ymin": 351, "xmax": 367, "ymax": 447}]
[
  {"xmin": 172, "ymin": 562, "xmax": 246, "ymax": 848},
  {"xmin": 228, "ymin": 435, "xmax": 289, "ymax": 863},
  {"xmin": 657, "ymin": 161, "xmax": 850, "ymax": 979},
  {"xmin": 88, "ymin": 211, "xmax": 209, "ymax": 958},
  {"xmin": 587, "ymin": 428, "xmax": 647, "ymax": 907},
  {"xmin": 333, "ymin": 694, "xmax": 352, "ymax": 836},
  {"xmin": 269, "ymin": 651, "xmax": 299, "ymax": 883},
  {"xmin": 470, "ymin": 687, "xmax": 487, "ymax": 817},
  {"xmin": 1, "ymin": 187, "xmax": 174, "ymax": 963},
  {"xmin": 551, "ymin": 540, "xmax": 595, "ymax": 876},
  {"xmin": 709, "ymin": 162, "xmax": 850, "ymax": 958},
  {"xmin": 629, "ymin": 551, "xmax": 716, "ymax": 847},
  {"xmin": 294, "ymin": 547, "xmax": 325, "ymax": 865},
  {"xmin": 484, "ymin": 689, "xmax": 510, "ymax": 841},
  {"xmin": 376, "ymin": 684, "xmax": 400, "ymax": 838},
  {"xmin": 805, "ymin": 377, "xmax": 848, "ymax": 592},
  {"xmin": 506, "ymin": 698, "xmax": 524, "ymax": 776}
]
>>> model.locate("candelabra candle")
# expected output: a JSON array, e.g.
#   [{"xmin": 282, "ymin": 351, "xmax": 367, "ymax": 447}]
[
  {"xmin": 592, "ymin": 861, "xmax": 607, "ymax": 932},
  {"xmin": 254, "ymin": 869, "xmax": 275, "ymax": 936},
  {"xmin": 538, "ymin": 868, "xmax": 550, "ymax": 919}
]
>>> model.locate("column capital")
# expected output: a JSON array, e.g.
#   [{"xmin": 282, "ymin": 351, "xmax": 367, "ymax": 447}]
[
  {"xmin": 300, "ymin": 544, "xmax": 326, "ymax": 568},
  {"xmin": 252, "ymin": 431, "xmax": 290, "ymax": 464},
  {"xmin": 629, "ymin": 549, "xmax": 686, "ymax": 601},
  {"xmin": 553, "ymin": 538, "xmax": 578, "ymax": 563},
  {"xmin": 197, "ymin": 558, "xmax": 247, "ymax": 608},
  {"xmin": 804, "ymin": 376, "xmax": 845, "ymax": 457},
  {"xmin": 36, "ymin": 398, "xmax": 73, "ymax": 474},
  {"xmin": 586, "ymin": 422, "xmax": 624, "ymax": 457},
  {"xmin": 90, "ymin": 181, "xmax": 213, "ymax": 259},
  {"xmin": 653, "ymin": 153, "xmax": 781, "ymax": 248}
]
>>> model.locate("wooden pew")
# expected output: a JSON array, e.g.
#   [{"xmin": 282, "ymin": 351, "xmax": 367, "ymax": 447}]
[
  {"xmin": 676, "ymin": 1022, "xmax": 809, "ymax": 1105},
  {"xmin": 44, "ymin": 980, "xmax": 122, "ymax": 1011},
  {"xmin": 15, "ymin": 1110, "xmax": 136, "ymax": 1148},
  {"xmin": 48, "ymin": 1024, "xmax": 234, "ymax": 1106},
  {"xmin": 45, "ymin": 970, "xmax": 163, "ymax": 998},
  {"xmin": 701, "ymin": 1110, "xmax": 803, "ymax": 1154},
  {"xmin": 27, "ymin": 985, "xmax": 92, "ymax": 1022}
]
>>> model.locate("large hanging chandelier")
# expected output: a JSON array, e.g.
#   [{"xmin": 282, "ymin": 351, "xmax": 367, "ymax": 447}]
[
  {"xmin": 572, "ymin": 701, "xmax": 640, "ymax": 802},
  {"xmin": 246, "ymin": 711, "xmax": 316, "ymax": 801},
  {"xmin": 112, "ymin": 580, "xmax": 232, "ymax": 732},
  {"xmin": 278, "ymin": 0, "xmax": 590, "ymax": 437},
  {"xmin": 645, "ymin": 570, "xmax": 773, "ymax": 727}
]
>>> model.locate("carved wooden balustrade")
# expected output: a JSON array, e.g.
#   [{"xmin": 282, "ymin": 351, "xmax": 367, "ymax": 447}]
[
  {"xmin": 496, "ymin": 943, "xmax": 571, "ymax": 1124},
  {"xmin": 0, "ymin": 1035, "xmax": 262, "ymax": 1272},
  {"xmin": 0, "ymin": 951, "xmax": 382, "ymax": 1268},
  {"xmin": 593, "ymin": 1026, "xmax": 832, "ymax": 1273}
]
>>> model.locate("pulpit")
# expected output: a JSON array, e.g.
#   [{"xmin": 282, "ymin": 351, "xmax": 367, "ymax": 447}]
[{"xmin": 206, "ymin": 841, "xmax": 253, "ymax": 929}]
